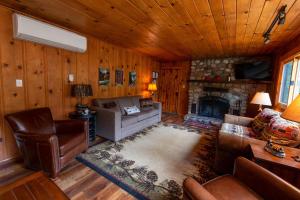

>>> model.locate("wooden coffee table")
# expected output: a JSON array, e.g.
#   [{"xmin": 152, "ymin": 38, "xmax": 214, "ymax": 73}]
[{"xmin": 250, "ymin": 140, "xmax": 300, "ymax": 188}]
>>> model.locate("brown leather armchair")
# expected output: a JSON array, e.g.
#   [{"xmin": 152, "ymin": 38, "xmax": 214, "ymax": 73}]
[
  {"xmin": 5, "ymin": 107, "xmax": 88, "ymax": 178},
  {"xmin": 183, "ymin": 157, "xmax": 300, "ymax": 200}
]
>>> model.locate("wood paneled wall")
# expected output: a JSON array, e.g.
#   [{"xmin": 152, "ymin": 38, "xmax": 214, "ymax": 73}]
[
  {"xmin": 0, "ymin": 6, "xmax": 160, "ymax": 163},
  {"xmin": 158, "ymin": 61, "xmax": 190, "ymax": 116}
]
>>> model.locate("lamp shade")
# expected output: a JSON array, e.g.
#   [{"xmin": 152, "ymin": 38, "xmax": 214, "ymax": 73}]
[
  {"xmin": 71, "ymin": 84, "xmax": 93, "ymax": 97},
  {"xmin": 148, "ymin": 83, "xmax": 157, "ymax": 91},
  {"xmin": 281, "ymin": 95, "xmax": 300, "ymax": 122},
  {"xmin": 250, "ymin": 92, "xmax": 272, "ymax": 106}
]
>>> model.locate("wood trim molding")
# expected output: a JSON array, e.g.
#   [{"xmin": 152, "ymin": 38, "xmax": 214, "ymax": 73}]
[{"xmin": 0, "ymin": 156, "xmax": 22, "ymax": 169}]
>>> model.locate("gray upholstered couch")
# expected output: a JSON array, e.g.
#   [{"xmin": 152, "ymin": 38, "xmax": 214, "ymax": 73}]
[{"xmin": 92, "ymin": 96, "xmax": 161, "ymax": 141}]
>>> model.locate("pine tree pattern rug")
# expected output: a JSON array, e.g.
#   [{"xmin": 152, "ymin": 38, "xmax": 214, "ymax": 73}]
[{"xmin": 77, "ymin": 123, "xmax": 217, "ymax": 200}]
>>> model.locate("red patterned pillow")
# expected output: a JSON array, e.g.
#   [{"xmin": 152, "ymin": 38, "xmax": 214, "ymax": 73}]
[
  {"xmin": 251, "ymin": 108, "xmax": 280, "ymax": 137},
  {"xmin": 262, "ymin": 116, "xmax": 300, "ymax": 146}
]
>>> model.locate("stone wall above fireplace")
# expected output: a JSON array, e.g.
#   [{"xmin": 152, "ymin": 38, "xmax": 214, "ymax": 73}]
[{"xmin": 188, "ymin": 57, "xmax": 272, "ymax": 117}]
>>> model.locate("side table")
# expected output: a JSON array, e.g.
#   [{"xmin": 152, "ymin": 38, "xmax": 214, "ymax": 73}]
[
  {"xmin": 250, "ymin": 140, "xmax": 300, "ymax": 188},
  {"xmin": 69, "ymin": 111, "xmax": 96, "ymax": 144}
]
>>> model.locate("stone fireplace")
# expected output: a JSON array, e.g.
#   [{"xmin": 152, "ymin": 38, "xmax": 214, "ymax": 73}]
[
  {"xmin": 188, "ymin": 57, "xmax": 272, "ymax": 117},
  {"xmin": 198, "ymin": 96, "xmax": 230, "ymax": 119}
]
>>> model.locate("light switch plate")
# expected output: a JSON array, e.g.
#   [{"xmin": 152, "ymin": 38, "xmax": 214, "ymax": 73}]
[
  {"xmin": 68, "ymin": 74, "xmax": 74, "ymax": 82},
  {"xmin": 16, "ymin": 79, "xmax": 23, "ymax": 87}
]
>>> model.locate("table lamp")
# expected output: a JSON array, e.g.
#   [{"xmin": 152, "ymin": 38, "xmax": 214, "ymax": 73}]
[
  {"xmin": 281, "ymin": 95, "xmax": 300, "ymax": 162},
  {"xmin": 281, "ymin": 94, "xmax": 300, "ymax": 122},
  {"xmin": 250, "ymin": 92, "xmax": 272, "ymax": 112},
  {"xmin": 71, "ymin": 84, "xmax": 93, "ymax": 112},
  {"xmin": 148, "ymin": 82, "xmax": 157, "ymax": 96}
]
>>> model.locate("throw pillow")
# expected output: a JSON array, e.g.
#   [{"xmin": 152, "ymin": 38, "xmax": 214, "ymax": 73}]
[
  {"xmin": 140, "ymin": 98, "xmax": 153, "ymax": 110},
  {"xmin": 251, "ymin": 108, "xmax": 280, "ymax": 137},
  {"xmin": 123, "ymin": 106, "xmax": 140, "ymax": 115},
  {"xmin": 262, "ymin": 116, "xmax": 300, "ymax": 146},
  {"xmin": 118, "ymin": 98, "xmax": 134, "ymax": 116},
  {"xmin": 102, "ymin": 101, "xmax": 117, "ymax": 109}
]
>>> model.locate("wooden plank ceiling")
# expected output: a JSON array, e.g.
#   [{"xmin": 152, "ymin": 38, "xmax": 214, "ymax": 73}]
[{"xmin": 0, "ymin": 0, "xmax": 300, "ymax": 60}]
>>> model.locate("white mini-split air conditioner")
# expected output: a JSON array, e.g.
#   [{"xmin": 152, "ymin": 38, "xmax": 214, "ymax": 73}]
[{"xmin": 13, "ymin": 14, "xmax": 87, "ymax": 53}]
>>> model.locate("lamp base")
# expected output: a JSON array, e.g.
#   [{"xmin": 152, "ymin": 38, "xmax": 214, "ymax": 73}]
[
  {"xmin": 258, "ymin": 104, "xmax": 263, "ymax": 112},
  {"xmin": 76, "ymin": 104, "xmax": 89, "ymax": 113}
]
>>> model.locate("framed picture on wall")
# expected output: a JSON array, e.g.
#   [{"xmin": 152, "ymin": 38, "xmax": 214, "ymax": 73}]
[
  {"xmin": 152, "ymin": 71, "xmax": 159, "ymax": 79},
  {"xmin": 99, "ymin": 67, "xmax": 110, "ymax": 85},
  {"xmin": 115, "ymin": 69, "xmax": 123, "ymax": 86},
  {"xmin": 129, "ymin": 71, "xmax": 137, "ymax": 86}
]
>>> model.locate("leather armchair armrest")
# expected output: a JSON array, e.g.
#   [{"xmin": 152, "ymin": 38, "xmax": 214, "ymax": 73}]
[
  {"xmin": 54, "ymin": 119, "xmax": 89, "ymax": 150},
  {"xmin": 233, "ymin": 157, "xmax": 300, "ymax": 200},
  {"xmin": 15, "ymin": 131, "xmax": 56, "ymax": 142},
  {"xmin": 217, "ymin": 131, "xmax": 253, "ymax": 152},
  {"xmin": 183, "ymin": 177, "xmax": 217, "ymax": 200},
  {"xmin": 224, "ymin": 114, "xmax": 253, "ymax": 126},
  {"xmin": 15, "ymin": 131, "xmax": 60, "ymax": 178},
  {"xmin": 54, "ymin": 119, "xmax": 88, "ymax": 134}
]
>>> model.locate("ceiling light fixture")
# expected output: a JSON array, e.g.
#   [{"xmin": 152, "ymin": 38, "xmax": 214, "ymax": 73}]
[
  {"xmin": 264, "ymin": 34, "xmax": 271, "ymax": 44},
  {"xmin": 263, "ymin": 5, "xmax": 287, "ymax": 44}
]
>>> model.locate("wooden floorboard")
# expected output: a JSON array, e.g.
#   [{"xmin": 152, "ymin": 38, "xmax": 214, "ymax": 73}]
[{"xmin": 0, "ymin": 113, "xmax": 184, "ymax": 200}]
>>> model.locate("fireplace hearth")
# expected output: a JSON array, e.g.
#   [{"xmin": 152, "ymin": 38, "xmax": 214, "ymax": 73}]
[{"xmin": 198, "ymin": 96, "xmax": 230, "ymax": 119}]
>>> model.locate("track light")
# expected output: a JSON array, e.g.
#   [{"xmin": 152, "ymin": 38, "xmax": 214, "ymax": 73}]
[
  {"xmin": 278, "ymin": 10, "xmax": 286, "ymax": 25},
  {"xmin": 264, "ymin": 34, "xmax": 271, "ymax": 44},
  {"xmin": 263, "ymin": 5, "xmax": 287, "ymax": 44}
]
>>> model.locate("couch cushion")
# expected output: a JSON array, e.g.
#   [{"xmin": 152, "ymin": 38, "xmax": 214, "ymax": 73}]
[
  {"xmin": 131, "ymin": 96, "xmax": 141, "ymax": 109},
  {"xmin": 118, "ymin": 98, "xmax": 134, "ymax": 115},
  {"xmin": 102, "ymin": 101, "xmax": 117, "ymax": 109},
  {"xmin": 121, "ymin": 115, "xmax": 138, "ymax": 127},
  {"xmin": 251, "ymin": 108, "xmax": 280, "ymax": 137},
  {"xmin": 262, "ymin": 116, "xmax": 300, "ymax": 146},
  {"xmin": 58, "ymin": 132, "xmax": 86, "ymax": 156},
  {"xmin": 203, "ymin": 175, "xmax": 261, "ymax": 200},
  {"xmin": 137, "ymin": 108, "xmax": 159, "ymax": 121},
  {"xmin": 220, "ymin": 123, "xmax": 254, "ymax": 138},
  {"xmin": 140, "ymin": 98, "xmax": 153, "ymax": 110},
  {"xmin": 92, "ymin": 98, "xmax": 119, "ymax": 108}
]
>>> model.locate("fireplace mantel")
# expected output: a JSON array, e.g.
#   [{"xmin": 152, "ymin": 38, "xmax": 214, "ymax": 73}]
[
  {"xmin": 203, "ymin": 87, "xmax": 229, "ymax": 93},
  {"xmin": 188, "ymin": 79, "xmax": 272, "ymax": 84}
]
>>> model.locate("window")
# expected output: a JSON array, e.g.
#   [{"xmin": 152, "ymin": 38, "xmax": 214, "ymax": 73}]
[
  {"xmin": 279, "ymin": 62, "xmax": 293, "ymax": 104},
  {"xmin": 279, "ymin": 57, "xmax": 300, "ymax": 105}
]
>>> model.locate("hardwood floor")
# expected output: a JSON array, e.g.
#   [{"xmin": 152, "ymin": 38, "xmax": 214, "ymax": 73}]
[
  {"xmin": 161, "ymin": 112, "xmax": 185, "ymax": 125},
  {"xmin": 0, "ymin": 113, "xmax": 184, "ymax": 200},
  {"xmin": 0, "ymin": 172, "xmax": 69, "ymax": 200}
]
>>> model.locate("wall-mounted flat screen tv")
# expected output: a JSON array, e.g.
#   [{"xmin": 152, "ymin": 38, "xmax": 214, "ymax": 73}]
[{"xmin": 234, "ymin": 60, "xmax": 272, "ymax": 80}]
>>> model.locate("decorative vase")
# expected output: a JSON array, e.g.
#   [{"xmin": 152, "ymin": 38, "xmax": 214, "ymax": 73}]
[{"xmin": 214, "ymin": 75, "xmax": 222, "ymax": 81}]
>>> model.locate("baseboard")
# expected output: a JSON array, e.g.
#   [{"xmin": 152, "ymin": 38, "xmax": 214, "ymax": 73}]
[{"xmin": 0, "ymin": 156, "xmax": 22, "ymax": 169}]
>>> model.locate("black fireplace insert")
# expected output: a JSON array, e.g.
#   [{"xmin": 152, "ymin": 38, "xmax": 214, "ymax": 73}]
[{"xmin": 198, "ymin": 96, "xmax": 230, "ymax": 119}]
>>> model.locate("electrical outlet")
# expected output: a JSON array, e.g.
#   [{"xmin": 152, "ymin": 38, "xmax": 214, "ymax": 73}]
[{"xmin": 16, "ymin": 79, "xmax": 23, "ymax": 87}]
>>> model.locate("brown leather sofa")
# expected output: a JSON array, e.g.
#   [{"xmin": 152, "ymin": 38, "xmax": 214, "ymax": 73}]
[
  {"xmin": 5, "ymin": 107, "xmax": 88, "ymax": 178},
  {"xmin": 183, "ymin": 157, "xmax": 300, "ymax": 200}
]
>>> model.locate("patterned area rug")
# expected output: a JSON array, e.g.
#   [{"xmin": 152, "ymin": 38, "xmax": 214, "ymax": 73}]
[
  {"xmin": 184, "ymin": 114, "xmax": 223, "ymax": 130},
  {"xmin": 77, "ymin": 122, "xmax": 218, "ymax": 200}
]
